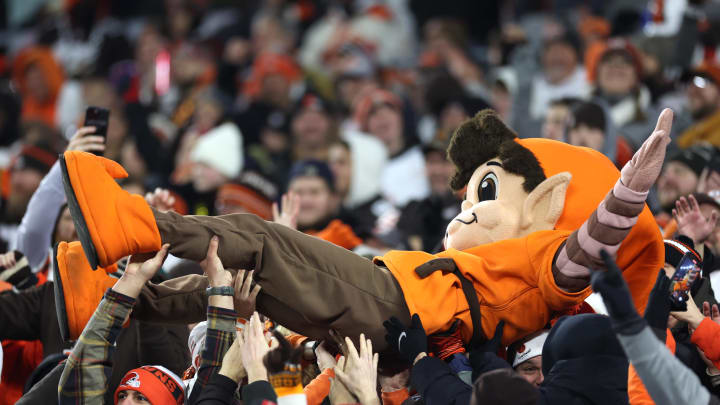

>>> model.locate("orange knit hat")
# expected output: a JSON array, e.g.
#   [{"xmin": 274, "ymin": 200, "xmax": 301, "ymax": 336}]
[
  {"xmin": 114, "ymin": 366, "xmax": 185, "ymax": 405},
  {"xmin": 352, "ymin": 89, "xmax": 402, "ymax": 132}
]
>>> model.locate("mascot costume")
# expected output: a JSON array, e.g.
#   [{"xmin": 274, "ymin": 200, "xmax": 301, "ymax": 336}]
[{"xmin": 53, "ymin": 108, "xmax": 668, "ymax": 350}]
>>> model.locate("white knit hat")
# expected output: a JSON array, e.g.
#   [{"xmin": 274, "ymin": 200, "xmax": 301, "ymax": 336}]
[
  {"xmin": 512, "ymin": 330, "xmax": 549, "ymax": 368},
  {"xmin": 191, "ymin": 122, "xmax": 244, "ymax": 179},
  {"xmin": 188, "ymin": 321, "xmax": 208, "ymax": 367}
]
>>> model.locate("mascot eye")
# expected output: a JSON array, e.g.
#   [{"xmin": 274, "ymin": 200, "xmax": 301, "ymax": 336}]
[{"xmin": 478, "ymin": 173, "xmax": 498, "ymax": 202}]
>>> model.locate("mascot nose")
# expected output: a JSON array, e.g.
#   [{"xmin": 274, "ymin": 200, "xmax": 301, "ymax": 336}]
[{"xmin": 476, "ymin": 212, "xmax": 500, "ymax": 229}]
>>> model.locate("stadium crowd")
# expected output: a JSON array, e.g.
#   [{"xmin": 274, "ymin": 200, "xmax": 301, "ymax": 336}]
[{"xmin": 3, "ymin": 0, "xmax": 720, "ymax": 404}]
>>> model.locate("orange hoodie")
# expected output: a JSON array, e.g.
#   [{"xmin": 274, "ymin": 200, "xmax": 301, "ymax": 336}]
[
  {"xmin": 375, "ymin": 139, "xmax": 663, "ymax": 345},
  {"xmin": 12, "ymin": 47, "xmax": 64, "ymax": 127}
]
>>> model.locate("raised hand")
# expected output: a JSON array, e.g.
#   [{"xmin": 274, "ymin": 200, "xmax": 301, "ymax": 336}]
[
  {"xmin": 643, "ymin": 270, "xmax": 673, "ymax": 340},
  {"xmin": 200, "ymin": 236, "xmax": 233, "ymax": 288},
  {"xmin": 674, "ymin": 195, "xmax": 718, "ymax": 245},
  {"xmin": 272, "ymin": 193, "xmax": 300, "ymax": 230},
  {"xmin": 113, "ymin": 244, "xmax": 170, "ymax": 298},
  {"xmin": 234, "ymin": 269, "xmax": 262, "ymax": 320},
  {"xmin": 330, "ymin": 356, "xmax": 357, "ymax": 405},
  {"xmin": 125, "ymin": 244, "xmax": 170, "ymax": 283},
  {"xmin": 66, "ymin": 126, "xmax": 105, "ymax": 155},
  {"xmin": 670, "ymin": 294, "xmax": 705, "ymax": 330},
  {"xmin": 620, "ymin": 108, "xmax": 673, "ymax": 193},
  {"xmin": 591, "ymin": 250, "xmax": 646, "ymax": 335},
  {"xmin": 703, "ymin": 301, "xmax": 720, "ymax": 325},
  {"xmin": 238, "ymin": 312, "xmax": 271, "ymax": 382},
  {"xmin": 219, "ymin": 332, "xmax": 246, "ymax": 382},
  {"xmin": 334, "ymin": 334, "xmax": 380, "ymax": 405},
  {"xmin": 383, "ymin": 314, "xmax": 428, "ymax": 364},
  {"xmin": 315, "ymin": 341, "xmax": 338, "ymax": 372},
  {"xmin": 469, "ymin": 321, "xmax": 509, "ymax": 380},
  {"xmin": 145, "ymin": 188, "xmax": 177, "ymax": 213},
  {"xmin": 0, "ymin": 251, "xmax": 17, "ymax": 268}
]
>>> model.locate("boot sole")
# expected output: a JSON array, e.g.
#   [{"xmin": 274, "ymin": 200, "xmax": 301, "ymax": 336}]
[
  {"xmin": 60, "ymin": 155, "xmax": 100, "ymax": 270},
  {"xmin": 52, "ymin": 243, "xmax": 71, "ymax": 342}
]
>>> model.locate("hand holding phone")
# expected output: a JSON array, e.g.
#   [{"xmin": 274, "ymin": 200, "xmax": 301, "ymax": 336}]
[
  {"xmin": 66, "ymin": 127, "xmax": 106, "ymax": 155},
  {"xmin": 82, "ymin": 107, "xmax": 110, "ymax": 156},
  {"xmin": 669, "ymin": 252, "xmax": 702, "ymax": 310}
]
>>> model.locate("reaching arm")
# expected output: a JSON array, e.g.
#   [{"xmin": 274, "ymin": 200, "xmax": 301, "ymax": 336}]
[
  {"xmin": 188, "ymin": 236, "xmax": 238, "ymax": 404},
  {"xmin": 553, "ymin": 109, "xmax": 673, "ymax": 291},
  {"xmin": 15, "ymin": 162, "xmax": 64, "ymax": 269},
  {"xmin": 58, "ymin": 245, "xmax": 168, "ymax": 405},
  {"xmin": 16, "ymin": 128, "xmax": 105, "ymax": 269},
  {"xmin": 618, "ymin": 326, "xmax": 711, "ymax": 405},
  {"xmin": 188, "ymin": 306, "xmax": 237, "ymax": 404},
  {"xmin": 593, "ymin": 250, "xmax": 715, "ymax": 405},
  {"xmin": 58, "ymin": 288, "xmax": 136, "ymax": 405}
]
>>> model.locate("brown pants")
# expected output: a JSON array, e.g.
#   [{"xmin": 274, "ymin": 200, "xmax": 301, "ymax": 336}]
[{"xmin": 132, "ymin": 210, "xmax": 411, "ymax": 348}]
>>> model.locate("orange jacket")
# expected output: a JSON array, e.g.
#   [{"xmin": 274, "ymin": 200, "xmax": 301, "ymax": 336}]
[
  {"xmin": 382, "ymin": 389, "xmax": 410, "ymax": 405},
  {"xmin": 376, "ymin": 139, "xmax": 663, "ymax": 345},
  {"xmin": 305, "ymin": 368, "xmax": 333, "ymax": 405},
  {"xmin": 691, "ymin": 317, "xmax": 720, "ymax": 370},
  {"xmin": 0, "ymin": 340, "xmax": 43, "ymax": 405},
  {"xmin": 309, "ymin": 219, "xmax": 362, "ymax": 251}
]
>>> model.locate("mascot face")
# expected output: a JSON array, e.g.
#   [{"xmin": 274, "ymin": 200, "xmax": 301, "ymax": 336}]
[
  {"xmin": 444, "ymin": 109, "xmax": 572, "ymax": 251},
  {"xmin": 445, "ymin": 159, "xmax": 570, "ymax": 251},
  {"xmin": 446, "ymin": 159, "xmax": 529, "ymax": 249}
]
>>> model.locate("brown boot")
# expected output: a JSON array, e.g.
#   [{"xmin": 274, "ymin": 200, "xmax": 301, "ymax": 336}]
[
  {"xmin": 60, "ymin": 151, "xmax": 161, "ymax": 269},
  {"xmin": 53, "ymin": 241, "xmax": 119, "ymax": 341}
]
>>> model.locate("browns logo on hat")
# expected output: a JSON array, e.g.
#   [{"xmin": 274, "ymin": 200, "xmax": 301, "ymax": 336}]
[
  {"xmin": 511, "ymin": 330, "xmax": 549, "ymax": 368},
  {"xmin": 115, "ymin": 365, "xmax": 185, "ymax": 405}
]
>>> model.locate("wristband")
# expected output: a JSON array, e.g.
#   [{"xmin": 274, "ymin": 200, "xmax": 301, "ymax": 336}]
[{"xmin": 206, "ymin": 286, "xmax": 234, "ymax": 296}]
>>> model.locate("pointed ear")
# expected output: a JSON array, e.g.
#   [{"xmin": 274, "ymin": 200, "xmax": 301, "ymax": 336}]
[{"xmin": 520, "ymin": 172, "xmax": 571, "ymax": 230}]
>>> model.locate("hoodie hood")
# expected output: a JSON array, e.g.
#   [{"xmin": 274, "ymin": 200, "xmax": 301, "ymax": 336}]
[
  {"xmin": 342, "ymin": 130, "xmax": 388, "ymax": 208},
  {"xmin": 540, "ymin": 314, "xmax": 629, "ymax": 405},
  {"xmin": 12, "ymin": 47, "xmax": 64, "ymax": 126}
]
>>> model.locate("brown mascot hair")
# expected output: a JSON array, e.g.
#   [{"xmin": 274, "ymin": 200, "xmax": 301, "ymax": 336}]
[{"xmin": 447, "ymin": 109, "xmax": 546, "ymax": 193}]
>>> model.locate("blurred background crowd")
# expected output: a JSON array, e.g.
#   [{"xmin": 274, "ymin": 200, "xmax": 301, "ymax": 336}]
[
  {"xmin": 5, "ymin": 0, "xmax": 720, "ymax": 404},
  {"xmin": 2, "ymin": 0, "xmax": 720, "ymax": 256}
]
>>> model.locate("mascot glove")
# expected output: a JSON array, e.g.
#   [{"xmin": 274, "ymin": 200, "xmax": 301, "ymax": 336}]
[{"xmin": 620, "ymin": 108, "xmax": 672, "ymax": 193}]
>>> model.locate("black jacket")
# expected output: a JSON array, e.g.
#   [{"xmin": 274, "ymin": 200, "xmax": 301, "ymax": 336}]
[
  {"xmin": 397, "ymin": 193, "xmax": 461, "ymax": 252},
  {"xmin": 539, "ymin": 314, "xmax": 629, "ymax": 405},
  {"xmin": 410, "ymin": 356, "xmax": 471, "ymax": 405}
]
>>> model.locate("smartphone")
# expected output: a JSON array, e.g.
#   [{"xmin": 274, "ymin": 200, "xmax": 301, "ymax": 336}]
[
  {"xmin": 83, "ymin": 107, "xmax": 110, "ymax": 156},
  {"xmin": 669, "ymin": 252, "xmax": 702, "ymax": 308}
]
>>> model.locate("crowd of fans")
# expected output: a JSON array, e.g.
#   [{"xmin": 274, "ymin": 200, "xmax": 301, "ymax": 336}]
[{"xmin": 4, "ymin": 0, "xmax": 720, "ymax": 404}]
